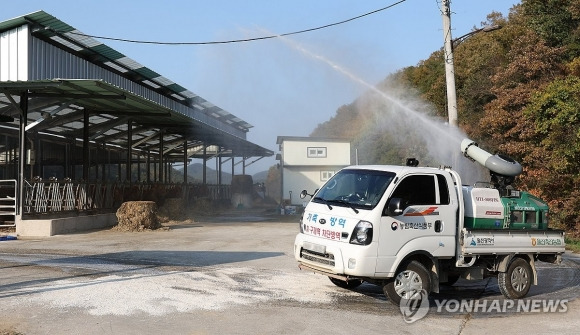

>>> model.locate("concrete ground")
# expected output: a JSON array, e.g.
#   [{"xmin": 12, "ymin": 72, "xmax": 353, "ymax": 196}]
[{"xmin": 0, "ymin": 209, "xmax": 579, "ymax": 335}]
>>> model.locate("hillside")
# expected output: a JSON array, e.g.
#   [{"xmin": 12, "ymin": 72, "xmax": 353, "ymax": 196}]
[{"xmin": 310, "ymin": 0, "xmax": 580, "ymax": 234}]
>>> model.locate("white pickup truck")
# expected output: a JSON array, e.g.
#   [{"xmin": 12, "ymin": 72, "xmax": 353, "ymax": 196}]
[{"xmin": 294, "ymin": 139, "xmax": 565, "ymax": 304}]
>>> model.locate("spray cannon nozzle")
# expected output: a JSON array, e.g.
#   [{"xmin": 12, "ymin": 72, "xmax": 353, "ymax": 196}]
[
  {"xmin": 460, "ymin": 139, "xmax": 522, "ymax": 177},
  {"xmin": 461, "ymin": 140, "xmax": 478, "ymax": 162}
]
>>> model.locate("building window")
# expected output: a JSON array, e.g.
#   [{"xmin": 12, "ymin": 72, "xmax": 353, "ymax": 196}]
[
  {"xmin": 307, "ymin": 147, "xmax": 327, "ymax": 158},
  {"xmin": 321, "ymin": 170, "xmax": 334, "ymax": 181}
]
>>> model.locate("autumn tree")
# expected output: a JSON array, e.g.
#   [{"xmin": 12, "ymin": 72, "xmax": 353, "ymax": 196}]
[{"xmin": 523, "ymin": 76, "xmax": 580, "ymax": 233}]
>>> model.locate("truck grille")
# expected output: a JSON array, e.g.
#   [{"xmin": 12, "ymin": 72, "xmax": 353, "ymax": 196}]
[{"xmin": 300, "ymin": 248, "xmax": 335, "ymax": 267}]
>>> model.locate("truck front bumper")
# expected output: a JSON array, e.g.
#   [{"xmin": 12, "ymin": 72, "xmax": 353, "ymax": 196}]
[{"xmin": 294, "ymin": 233, "xmax": 378, "ymax": 278}]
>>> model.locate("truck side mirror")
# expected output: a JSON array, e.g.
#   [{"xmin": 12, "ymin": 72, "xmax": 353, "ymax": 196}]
[
  {"xmin": 385, "ymin": 198, "xmax": 404, "ymax": 216},
  {"xmin": 300, "ymin": 189, "xmax": 319, "ymax": 199}
]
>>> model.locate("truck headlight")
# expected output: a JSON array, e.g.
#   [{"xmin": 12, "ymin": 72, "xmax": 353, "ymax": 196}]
[{"xmin": 350, "ymin": 221, "xmax": 373, "ymax": 245}]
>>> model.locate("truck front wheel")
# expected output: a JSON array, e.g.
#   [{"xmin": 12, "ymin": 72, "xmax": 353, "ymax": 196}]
[
  {"xmin": 383, "ymin": 260, "xmax": 431, "ymax": 305},
  {"xmin": 498, "ymin": 257, "xmax": 532, "ymax": 299}
]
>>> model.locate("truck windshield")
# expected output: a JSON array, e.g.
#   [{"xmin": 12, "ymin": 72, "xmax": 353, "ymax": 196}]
[{"xmin": 312, "ymin": 169, "xmax": 395, "ymax": 210}]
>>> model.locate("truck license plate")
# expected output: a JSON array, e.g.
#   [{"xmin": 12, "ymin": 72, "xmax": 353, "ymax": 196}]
[{"xmin": 303, "ymin": 242, "xmax": 326, "ymax": 254}]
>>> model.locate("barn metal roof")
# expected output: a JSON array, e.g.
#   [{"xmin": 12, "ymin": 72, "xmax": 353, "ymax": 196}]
[
  {"xmin": 0, "ymin": 79, "xmax": 271, "ymax": 159},
  {"xmin": 0, "ymin": 10, "xmax": 254, "ymax": 132},
  {"xmin": 0, "ymin": 11, "xmax": 273, "ymax": 160}
]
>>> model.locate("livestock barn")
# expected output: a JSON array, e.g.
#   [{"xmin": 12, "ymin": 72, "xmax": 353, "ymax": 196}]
[{"xmin": 0, "ymin": 11, "xmax": 273, "ymax": 236}]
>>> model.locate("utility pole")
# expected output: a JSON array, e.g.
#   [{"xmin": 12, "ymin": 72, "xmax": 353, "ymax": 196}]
[{"xmin": 441, "ymin": 0, "xmax": 458, "ymax": 127}]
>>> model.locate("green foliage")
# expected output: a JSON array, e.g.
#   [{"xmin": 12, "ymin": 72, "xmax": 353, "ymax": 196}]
[
  {"xmin": 525, "ymin": 76, "xmax": 580, "ymax": 173},
  {"xmin": 565, "ymin": 236, "xmax": 580, "ymax": 253},
  {"xmin": 522, "ymin": 76, "xmax": 580, "ymax": 232},
  {"xmin": 522, "ymin": 0, "xmax": 580, "ymax": 51}
]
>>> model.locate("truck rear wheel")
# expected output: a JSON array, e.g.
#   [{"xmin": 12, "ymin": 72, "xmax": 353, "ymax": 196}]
[
  {"xmin": 383, "ymin": 260, "xmax": 431, "ymax": 305},
  {"xmin": 328, "ymin": 277, "xmax": 363, "ymax": 289},
  {"xmin": 498, "ymin": 257, "xmax": 532, "ymax": 299}
]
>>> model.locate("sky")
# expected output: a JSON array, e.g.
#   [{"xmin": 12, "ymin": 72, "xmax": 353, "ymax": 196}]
[{"xmin": 1, "ymin": 0, "xmax": 520, "ymax": 174}]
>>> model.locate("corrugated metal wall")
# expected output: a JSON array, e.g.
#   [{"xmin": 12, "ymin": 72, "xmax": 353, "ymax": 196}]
[
  {"xmin": 25, "ymin": 34, "xmax": 245, "ymax": 139},
  {"xmin": 0, "ymin": 25, "xmax": 29, "ymax": 81}
]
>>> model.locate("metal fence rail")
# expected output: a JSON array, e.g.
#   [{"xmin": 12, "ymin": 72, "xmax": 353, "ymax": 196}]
[{"xmin": 16, "ymin": 178, "xmax": 232, "ymax": 216}]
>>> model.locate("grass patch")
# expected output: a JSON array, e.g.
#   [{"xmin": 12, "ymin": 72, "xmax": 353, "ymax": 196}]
[{"xmin": 565, "ymin": 236, "xmax": 580, "ymax": 253}]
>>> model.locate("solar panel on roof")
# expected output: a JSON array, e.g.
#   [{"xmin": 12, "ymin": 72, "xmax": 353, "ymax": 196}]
[
  {"xmin": 49, "ymin": 36, "xmax": 83, "ymax": 51},
  {"xmin": 64, "ymin": 30, "xmax": 102, "ymax": 48}
]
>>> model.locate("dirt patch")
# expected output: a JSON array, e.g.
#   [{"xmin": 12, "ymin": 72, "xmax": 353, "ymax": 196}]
[
  {"xmin": 157, "ymin": 197, "xmax": 221, "ymax": 222},
  {"xmin": 157, "ymin": 198, "xmax": 186, "ymax": 222},
  {"xmin": 113, "ymin": 201, "xmax": 162, "ymax": 232},
  {"xmin": 0, "ymin": 330, "xmax": 23, "ymax": 335},
  {"xmin": 111, "ymin": 198, "xmax": 275, "ymax": 231}
]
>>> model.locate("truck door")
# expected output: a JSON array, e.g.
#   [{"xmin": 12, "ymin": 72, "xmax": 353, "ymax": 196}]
[{"xmin": 376, "ymin": 173, "xmax": 457, "ymax": 274}]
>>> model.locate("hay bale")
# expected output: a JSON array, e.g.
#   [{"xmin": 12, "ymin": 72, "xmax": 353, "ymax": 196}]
[{"xmin": 115, "ymin": 201, "xmax": 160, "ymax": 231}]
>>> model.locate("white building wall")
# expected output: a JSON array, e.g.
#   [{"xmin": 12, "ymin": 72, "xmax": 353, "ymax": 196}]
[
  {"xmin": 283, "ymin": 166, "xmax": 333, "ymax": 205},
  {"xmin": 0, "ymin": 25, "xmax": 29, "ymax": 81},
  {"xmin": 279, "ymin": 138, "xmax": 351, "ymax": 207}
]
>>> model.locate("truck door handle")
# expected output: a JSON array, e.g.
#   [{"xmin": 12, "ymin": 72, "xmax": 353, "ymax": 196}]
[{"xmin": 435, "ymin": 220, "xmax": 442, "ymax": 233}]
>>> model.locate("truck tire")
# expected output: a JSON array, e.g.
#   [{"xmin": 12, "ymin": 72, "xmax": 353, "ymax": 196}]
[
  {"xmin": 383, "ymin": 260, "xmax": 431, "ymax": 305},
  {"xmin": 498, "ymin": 257, "xmax": 532, "ymax": 299},
  {"xmin": 328, "ymin": 277, "xmax": 363, "ymax": 289}
]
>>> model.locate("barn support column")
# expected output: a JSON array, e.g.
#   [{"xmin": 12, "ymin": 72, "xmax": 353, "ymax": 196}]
[
  {"xmin": 17, "ymin": 92, "xmax": 28, "ymax": 216},
  {"xmin": 117, "ymin": 158, "xmax": 121, "ymax": 181},
  {"xmin": 82, "ymin": 109, "xmax": 89, "ymax": 180},
  {"xmin": 107, "ymin": 146, "xmax": 111, "ymax": 181},
  {"xmin": 71, "ymin": 138, "xmax": 76, "ymax": 180},
  {"xmin": 158, "ymin": 130, "xmax": 164, "ymax": 183},
  {"xmin": 146, "ymin": 149, "xmax": 151, "ymax": 183},
  {"xmin": 152, "ymin": 151, "xmax": 157, "ymax": 182},
  {"xmin": 126, "ymin": 120, "xmax": 133, "ymax": 184},
  {"xmin": 183, "ymin": 140, "xmax": 188, "ymax": 184},
  {"xmin": 218, "ymin": 155, "xmax": 222, "ymax": 185},
  {"xmin": 64, "ymin": 142, "xmax": 70, "ymax": 178},
  {"xmin": 34, "ymin": 137, "xmax": 41, "ymax": 177},
  {"xmin": 93, "ymin": 146, "xmax": 98, "ymax": 180},
  {"xmin": 202, "ymin": 144, "xmax": 207, "ymax": 184},
  {"xmin": 101, "ymin": 142, "xmax": 106, "ymax": 182},
  {"xmin": 136, "ymin": 152, "xmax": 141, "ymax": 182}
]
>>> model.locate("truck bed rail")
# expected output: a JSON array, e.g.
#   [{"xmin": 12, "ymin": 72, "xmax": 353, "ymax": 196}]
[{"xmin": 461, "ymin": 228, "xmax": 565, "ymax": 255}]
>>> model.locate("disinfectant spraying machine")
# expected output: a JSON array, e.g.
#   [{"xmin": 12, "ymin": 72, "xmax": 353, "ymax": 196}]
[{"xmin": 460, "ymin": 139, "xmax": 548, "ymax": 230}]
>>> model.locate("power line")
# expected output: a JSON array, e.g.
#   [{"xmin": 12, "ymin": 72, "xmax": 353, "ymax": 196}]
[{"xmin": 56, "ymin": 0, "xmax": 407, "ymax": 46}]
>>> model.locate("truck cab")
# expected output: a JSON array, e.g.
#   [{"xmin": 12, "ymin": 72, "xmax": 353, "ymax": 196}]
[
  {"xmin": 295, "ymin": 141, "xmax": 565, "ymax": 304},
  {"xmin": 295, "ymin": 164, "xmax": 461, "ymax": 303}
]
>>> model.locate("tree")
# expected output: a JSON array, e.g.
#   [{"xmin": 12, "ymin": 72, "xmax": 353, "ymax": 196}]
[
  {"xmin": 523, "ymin": 76, "xmax": 580, "ymax": 233},
  {"xmin": 477, "ymin": 28, "xmax": 565, "ymax": 157},
  {"xmin": 522, "ymin": 0, "xmax": 580, "ymax": 55}
]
